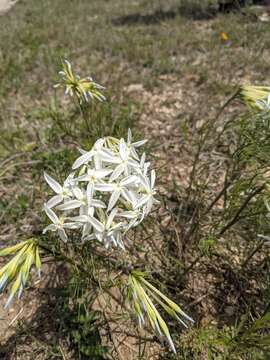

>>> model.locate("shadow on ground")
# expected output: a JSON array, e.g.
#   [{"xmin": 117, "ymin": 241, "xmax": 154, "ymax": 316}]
[{"xmin": 112, "ymin": 1, "xmax": 269, "ymax": 26}]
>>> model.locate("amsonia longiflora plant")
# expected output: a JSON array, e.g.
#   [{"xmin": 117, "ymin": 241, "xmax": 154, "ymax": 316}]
[{"xmin": 0, "ymin": 60, "xmax": 193, "ymax": 353}]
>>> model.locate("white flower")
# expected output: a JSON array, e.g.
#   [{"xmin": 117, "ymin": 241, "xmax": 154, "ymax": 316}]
[
  {"xmin": 109, "ymin": 139, "xmax": 140, "ymax": 181},
  {"xmin": 95, "ymin": 175, "xmax": 138, "ymax": 211},
  {"xmin": 57, "ymin": 187, "xmax": 105, "ymax": 215},
  {"xmin": 72, "ymin": 138, "xmax": 115, "ymax": 170},
  {"xmin": 127, "ymin": 129, "xmax": 147, "ymax": 160},
  {"xmin": 43, "ymin": 131, "xmax": 158, "ymax": 247},
  {"xmin": 44, "ymin": 172, "xmax": 74, "ymax": 208},
  {"xmin": 43, "ymin": 205, "xmax": 81, "ymax": 242},
  {"xmin": 85, "ymin": 209, "xmax": 124, "ymax": 249},
  {"xmin": 135, "ymin": 170, "xmax": 158, "ymax": 214},
  {"xmin": 76, "ymin": 167, "xmax": 112, "ymax": 195}
]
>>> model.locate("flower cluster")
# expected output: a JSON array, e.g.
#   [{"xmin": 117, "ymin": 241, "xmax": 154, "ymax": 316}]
[
  {"xmin": 55, "ymin": 59, "xmax": 106, "ymax": 104},
  {"xmin": 43, "ymin": 130, "xmax": 158, "ymax": 248}
]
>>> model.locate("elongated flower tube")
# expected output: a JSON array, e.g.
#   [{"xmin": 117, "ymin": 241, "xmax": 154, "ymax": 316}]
[
  {"xmin": 239, "ymin": 85, "xmax": 270, "ymax": 110},
  {"xmin": 0, "ymin": 238, "xmax": 42, "ymax": 307},
  {"xmin": 127, "ymin": 271, "xmax": 193, "ymax": 353},
  {"xmin": 54, "ymin": 59, "xmax": 106, "ymax": 104},
  {"xmin": 43, "ymin": 130, "xmax": 158, "ymax": 249}
]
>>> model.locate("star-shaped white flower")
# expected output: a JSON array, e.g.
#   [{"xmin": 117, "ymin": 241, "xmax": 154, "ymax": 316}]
[
  {"xmin": 135, "ymin": 170, "xmax": 158, "ymax": 214},
  {"xmin": 127, "ymin": 129, "xmax": 147, "ymax": 160},
  {"xmin": 43, "ymin": 205, "xmax": 81, "ymax": 242},
  {"xmin": 84, "ymin": 209, "xmax": 124, "ymax": 249},
  {"xmin": 57, "ymin": 187, "xmax": 105, "ymax": 215},
  {"xmin": 44, "ymin": 172, "xmax": 75, "ymax": 208},
  {"xmin": 109, "ymin": 139, "xmax": 140, "ymax": 181},
  {"xmin": 72, "ymin": 139, "xmax": 116, "ymax": 170},
  {"xmin": 95, "ymin": 175, "xmax": 138, "ymax": 211},
  {"xmin": 76, "ymin": 167, "xmax": 112, "ymax": 195}
]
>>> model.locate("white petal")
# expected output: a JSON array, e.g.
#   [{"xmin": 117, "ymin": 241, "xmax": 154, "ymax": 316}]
[
  {"xmin": 44, "ymin": 205, "xmax": 59, "ymax": 224},
  {"xmin": 87, "ymin": 184, "xmax": 94, "ymax": 203},
  {"xmin": 110, "ymin": 164, "xmax": 125, "ymax": 181},
  {"xmin": 99, "ymin": 149, "xmax": 120, "ymax": 164},
  {"xmin": 77, "ymin": 147, "xmax": 87, "ymax": 155},
  {"xmin": 70, "ymin": 215, "xmax": 89, "ymax": 222},
  {"xmin": 134, "ymin": 195, "xmax": 149, "ymax": 209},
  {"xmin": 133, "ymin": 139, "xmax": 147, "ymax": 148},
  {"xmin": 108, "ymin": 190, "xmax": 121, "ymax": 211},
  {"xmin": 93, "ymin": 154, "xmax": 102, "ymax": 169},
  {"xmin": 138, "ymin": 174, "xmax": 150, "ymax": 190},
  {"xmin": 118, "ymin": 211, "xmax": 137, "ymax": 219},
  {"xmin": 94, "ymin": 183, "xmax": 115, "ymax": 192},
  {"xmin": 94, "ymin": 138, "xmax": 105, "ymax": 149},
  {"xmin": 127, "ymin": 158, "xmax": 140, "ymax": 168},
  {"xmin": 121, "ymin": 175, "xmax": 138, "ymax": 186},
  {"xmin": 44, "ymin": 172, "xmax": 62, "ymax": 194},
  {"xmin": 72, "ymin": 151, "xmax": 93, "ymax": 169},
  {"xmin": 121, "ymin": 188, "xmax": 136, "ymax": 204},
  {"xmin": 151, "ymin": 170, "xmax": 156, "ymax": 189},
  {"xmin": 43, "ymin": 224, "xmax": 57, "ymax": 233},
  {"xmin": 88, "ymin": 216, "xmax": 104, "ymax": 232},
  {"xmin": 127, "ymin": 128, "xmax": 132, "ymax": 143},
  {"xmin": 107, "ymin": 208, "xmax": 118, "ymax": 228},
  {"xmin": 92, "ymin": 199, "xmax": 106, "ymax": 208},
  {"xmin": 58, "ymin": 229, "xmax": 68, "ymax": 242},
  {"xmin": 119, "ymin": 138, "xmax": 127, "ymax": 160},
  {"xmin": 94, "ymin": 169, "xmax": 113, "ymax": 178},
  {"xmin": 46, "ymin": 194, "xmax": 63, "ymax": 208},
  {"xmin": 82, "ymin": 223, "xmax": 92, "ymax": 238},
  {"xmin": 63, "ymin": 222, "xmax": 82, "ymax": 229},
  {"xmin": 57, "ymin": 200, "xmax": 82, "ymax": 211},
  {"xmin": 73, "ymin": 187, "xmax": 84, "ymax": 200}
]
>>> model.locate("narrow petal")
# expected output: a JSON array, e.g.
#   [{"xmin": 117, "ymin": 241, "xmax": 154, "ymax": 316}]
[
  {"xmin": 107, "ymin": 208, "xmax": 118, "ymax": 228},
  {"xmin": 110, "ymin": 164, "xmax": 125, "ymax": 181},
  {"xmin": 134, "ymin": 195, "xmax": 149, "ymax": 210},
  {"xmin": 108, "ymin": 190, "xmax": 121, "ymax": 211},
  {"xmin": 43, "ymin": 224, "xmax": 57, "ymax": 233},
  {"xmin": 133, "ymin": 139, "xmax": 147, "ymax": 148},
  {"xmin": 72, "ymin": 151, "xmax": 93, "ymax": 169},
  {"xmin": 92, "ymin": 199, "xmax": 106, "ymax": 208},
  {"xmin": 119, "ymin": 139, "xmax": 127, "ymax": 160},
  {"xmin": 151, "ymin": 170, "xmax": 156, "ymax": 189},
  {"xmin": 58, "ymin": 229, "xmax": 68, "ymax": 242},
  {"xmin": 95, "ymin": 169, "xmax": 113, "ymax": 178},
  {"xmin": 88, "ymin": 216, "xmax": 104, "ymax": 232},
  {"xmin": 57, "ymin": 200, "xmax": 82, "ymax": 211},
  {"xmin": 95, "ymin": 183, "xmax": 115, "ymax": 192},
  {"xmin": 127, "ymin": 128, "xmax": 132, "ymax": 143},
  {"xmin": 121, "ymin": 175, "xmax": 138, "ymax": 187},
  {"xmin": 44, "ymin": 205, "xmax": 59, "ymax": 224},
  {"xmin": 47, "ymin": 194, "xmax": 63, "ymax": 209},
  {"xmin": 44, "ymin": 172, "xmax": 62, "ymax": 194}
]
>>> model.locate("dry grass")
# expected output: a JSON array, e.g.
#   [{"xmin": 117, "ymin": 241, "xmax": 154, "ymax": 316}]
[{"xmin": 1, "ymin": 0, "xmax": 270, "ymax": 359}]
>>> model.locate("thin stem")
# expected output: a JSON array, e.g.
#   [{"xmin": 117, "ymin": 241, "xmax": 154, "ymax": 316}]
[
  {"xmin": 38, "ymin": 242, "xmax": 128, "ymax": 310},
  {"xmin": 241, "ymin": 239, "xmax": 265, "ymax": 269},
  {"xmin": 218, "ymin": 184, "xmax": 265, "ymax": 236}
]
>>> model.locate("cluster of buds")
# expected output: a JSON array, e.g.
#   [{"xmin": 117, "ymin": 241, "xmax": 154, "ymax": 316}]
[
  {"xmin": 239, "ymin": 85, "xmax": 270, "ymax": 112},
  {"xmin": 54, "ymin": 59, "xmax": 106, "ymax": 104},
  {"xmin": 128, "ymin": 271, "xmax": 194, "ymax": 353},
  {"xmin": 43, "ymin": 130, "xmax": 158, "ymax": 249},
  {"xmin": 0, "ymin": 239, "xmax": 41, "ymax": 308}
]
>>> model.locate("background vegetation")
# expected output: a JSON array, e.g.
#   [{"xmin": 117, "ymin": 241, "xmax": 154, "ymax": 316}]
[{"xmin": 1, "ymin": 0, "xmax": 270, "ymax": 359}]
